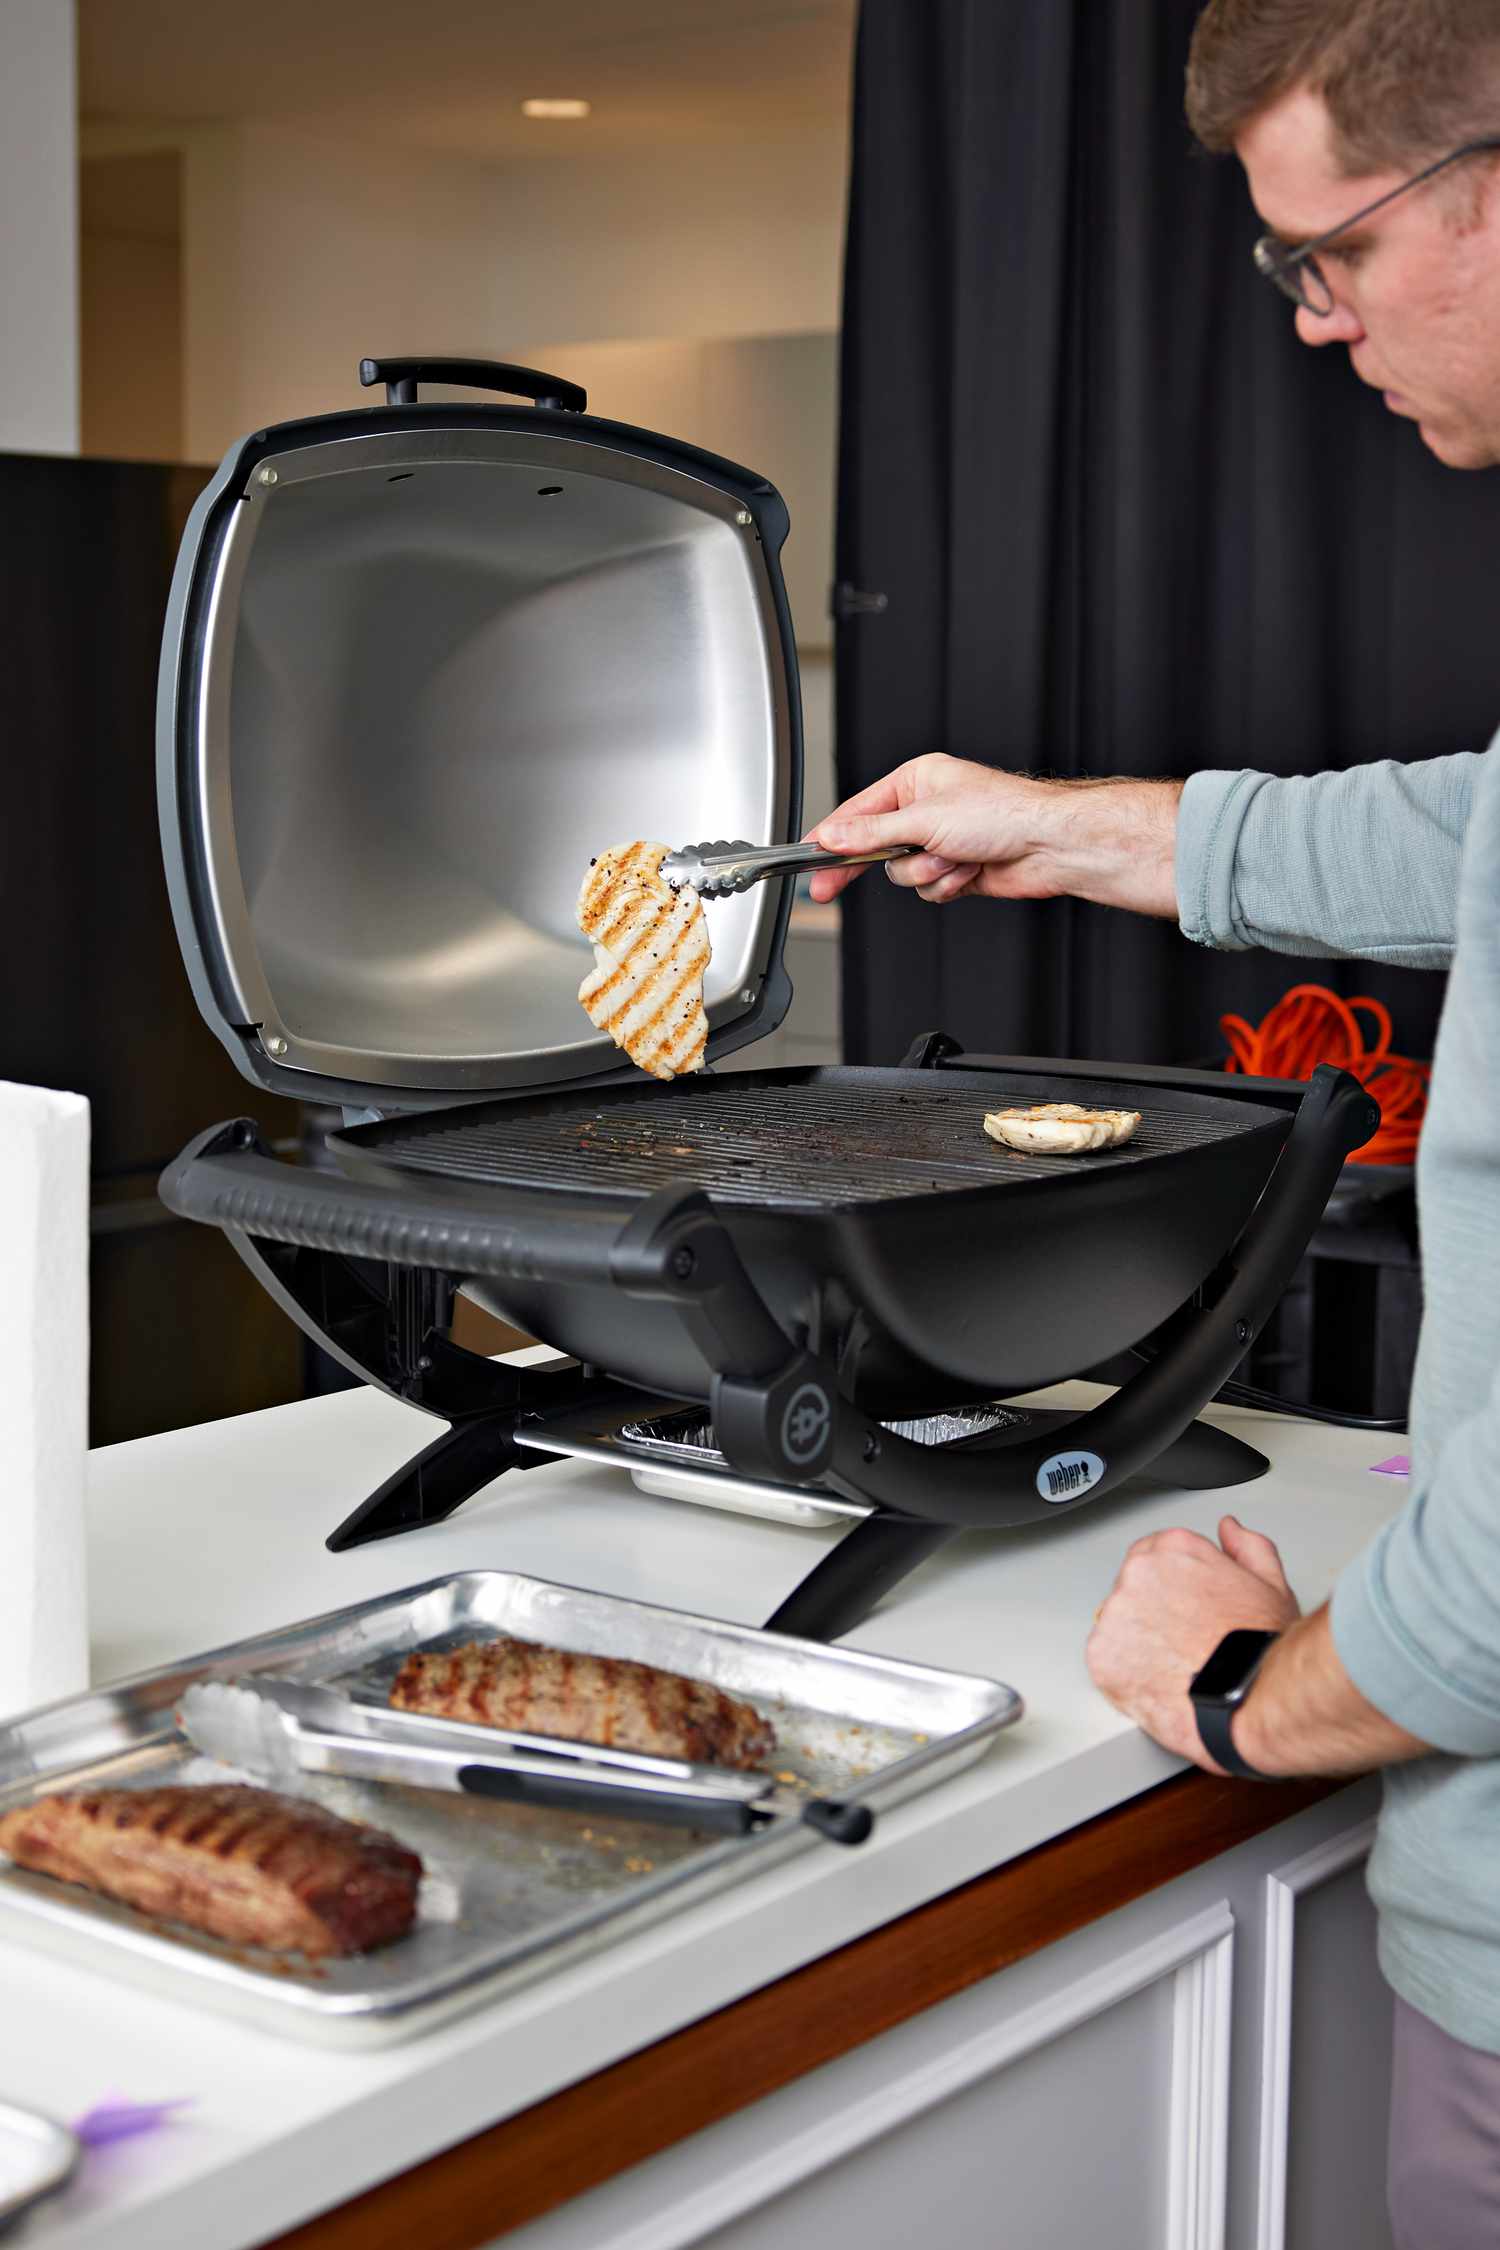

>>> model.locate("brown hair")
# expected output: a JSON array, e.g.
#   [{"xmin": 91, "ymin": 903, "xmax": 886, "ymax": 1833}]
[{"xmin": 1186, "ymin": 0, "xmax": 1500, "ymax": 174}]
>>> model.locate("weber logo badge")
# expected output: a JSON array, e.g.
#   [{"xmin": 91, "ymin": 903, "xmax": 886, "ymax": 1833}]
[
  {"xmin": 1036, "ymin": 1450, "xmax": 1105, "ymax": 1503},
  {"xmin": 781, "ymin": 1383, "xmax": 831, "ymax": 1467}
]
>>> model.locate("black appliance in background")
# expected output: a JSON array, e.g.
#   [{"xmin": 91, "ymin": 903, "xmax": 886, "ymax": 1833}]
[
  {"xmin": 832, "ymin": 0, "xmax": 1499, "ymax": 1424},
  {"xmin": 0, "ymin": 451, "xmax": 306, "ymax": 1443}
]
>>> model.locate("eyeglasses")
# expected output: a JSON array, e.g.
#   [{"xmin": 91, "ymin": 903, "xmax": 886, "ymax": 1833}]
[{"xmin": 1253, "ymin": 136, "xmax": 1500, "ymax": 314}]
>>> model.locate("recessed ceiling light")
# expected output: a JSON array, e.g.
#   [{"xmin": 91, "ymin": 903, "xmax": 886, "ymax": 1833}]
[{"xmin": 521, "ymin": 99, "xmax": 591, "ymax": 120}]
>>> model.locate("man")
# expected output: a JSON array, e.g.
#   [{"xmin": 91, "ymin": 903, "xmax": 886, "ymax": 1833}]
[{"xmin": 808, "ymin": 5, "xmax": 1500, "ymax": 2242}]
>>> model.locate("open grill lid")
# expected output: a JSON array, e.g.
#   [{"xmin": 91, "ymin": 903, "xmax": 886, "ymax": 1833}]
[{"xmin": 157, "ymin": 356, "xmax": 801, "ymax": 1111}]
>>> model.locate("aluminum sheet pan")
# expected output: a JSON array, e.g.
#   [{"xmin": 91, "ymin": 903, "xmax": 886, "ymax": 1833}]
[
  {"xmin": 0, "ymin": 2100, "xmax": 78, "ymax": 2232},
  {"xmin": 0, "ymin": 1572, "xmax": 1023, "ymax": 2048}
]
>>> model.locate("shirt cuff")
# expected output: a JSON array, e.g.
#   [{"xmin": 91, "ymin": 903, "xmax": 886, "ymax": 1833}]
[
  {"xmin": 1331, "ymin": 1528, "xmax": 1500, "ymax": 1757},
  {"xmin": 1175, "ymin": 769, "xmax": 1265, "ymax": 951}
]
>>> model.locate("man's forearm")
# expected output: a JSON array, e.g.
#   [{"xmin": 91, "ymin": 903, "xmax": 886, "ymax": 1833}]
[
  {"xmin": 1232, "ymin": 1603, "xmax": 1429, "ymax": 1777},
  {"xmin": 1028, "ymin": 776, "xmax": 1184, "ymax": 919}
]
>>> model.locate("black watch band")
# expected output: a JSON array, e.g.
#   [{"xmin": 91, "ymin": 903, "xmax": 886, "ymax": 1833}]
[
  {"xmin": 1189, "ymin": 1628, "xmax": 1279, "ymax": 1780},
  {"xmin": 1193, "ymin": 1697, "xmax": 1269, "ymax": 1780}
]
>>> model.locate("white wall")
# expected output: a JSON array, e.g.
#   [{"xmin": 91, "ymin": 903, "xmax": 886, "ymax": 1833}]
[
  {"xmin": 0, "ymin": 0, "xmax": 78, "ymax": 454},
  {"xmin": 81, "ymin": 153, "xmax": 182, "ymax": 462},
  {"xmin": 182, "ymin": 124, "xmax": 505, "ymax": 462},
  {"xmin": 179, "ymin": 120, "xmax": 845, "ymax": 466}
]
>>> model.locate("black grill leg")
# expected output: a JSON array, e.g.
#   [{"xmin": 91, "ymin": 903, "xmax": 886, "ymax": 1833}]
[
  {"xmin": 763, "ymin": 1513, "xmax": 960, "ymax": 1641},
  {"xmin": 326, "ymin": 1418, "xmax": 534, "ymax": 1551},
  {"xmin": 761, "ymin": 1413, "xmax": 1268, "ymax": 1641},
  {"xmin": 1131, "ymin": 1416, "xmax": 1268, "ymax": 1490}
]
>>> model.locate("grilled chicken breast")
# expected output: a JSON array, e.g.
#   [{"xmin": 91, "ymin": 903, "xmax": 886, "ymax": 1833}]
[
  {"xmin": 578, "ymin": 841, "xmax": 710, "ymax": 1080},
  {"xmin": 983, "ymin": 1102, "xmax": 1142, "ymax": 1155},
  {"xmin": 0, "ymin": 1784, "xmax": 421, "ymax": 1956},
  {"xmin": 390, "ymin": 1638, "xmax": 776, "ymax": 1770}
]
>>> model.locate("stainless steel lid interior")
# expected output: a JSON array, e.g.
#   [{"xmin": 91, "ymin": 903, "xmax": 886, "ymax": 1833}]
[{"xmin": 158, "ymin": 373, "xmax": 801, "ymax": 1108}]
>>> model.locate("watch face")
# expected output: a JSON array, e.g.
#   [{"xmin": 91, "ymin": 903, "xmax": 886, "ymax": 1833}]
[{"xmin": 1192, "ymin": 1629, "xmax": 1276, "ymax": 1701}]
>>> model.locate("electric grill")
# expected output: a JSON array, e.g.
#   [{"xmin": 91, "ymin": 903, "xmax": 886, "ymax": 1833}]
[{"xmin": 155, "ymin": 356, "xmax": 1378, "ymax": 1640}]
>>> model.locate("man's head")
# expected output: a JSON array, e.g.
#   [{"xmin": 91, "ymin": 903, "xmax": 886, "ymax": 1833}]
[{"xmin": 1187, "ymin": 0, "xmax": 1500, "ymax": 468}]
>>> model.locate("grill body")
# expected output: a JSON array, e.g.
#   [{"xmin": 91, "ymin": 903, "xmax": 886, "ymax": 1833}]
[
  {"xmin": 150, "ymin": 360, "xmax": 1377, "ymax": 1626},
  {"xmin": 328, "ymin": 1065, "xmax": 1292, "ymax": 1413}
]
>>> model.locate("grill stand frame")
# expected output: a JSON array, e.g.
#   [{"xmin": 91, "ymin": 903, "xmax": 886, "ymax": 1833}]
[{"xmin": 158, "ymin": 1053, "xmax": 1378, "ymax": 1639}]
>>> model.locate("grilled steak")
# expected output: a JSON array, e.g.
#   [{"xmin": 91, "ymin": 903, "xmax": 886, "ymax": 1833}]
[
  {"xmin": 0, "ymin": 1784, "xmax": 421, "ymax": 1957},
  {"xmin": 390, "ymin": 1639, "xmax": 776, "ymax": 1769},
  {"xmin": 577, "ymin": 841, "xmax": 710, "ymax": 1080}
]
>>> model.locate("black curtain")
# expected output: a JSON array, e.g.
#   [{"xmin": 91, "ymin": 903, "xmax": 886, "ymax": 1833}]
[{"xmin": 836, "ymin": 0, "xmax": 1500, "ymax": 1068}]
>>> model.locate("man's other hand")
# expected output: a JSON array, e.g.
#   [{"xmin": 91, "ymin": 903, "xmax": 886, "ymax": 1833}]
[{"xmin": 1087, "ymin": 1516, "xmax": 1302, "ymax": 1768}]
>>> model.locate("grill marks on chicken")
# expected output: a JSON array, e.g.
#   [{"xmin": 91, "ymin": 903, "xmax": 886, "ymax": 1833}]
[
  {"xmin": 0, "ymin": 1784, "xmax": 421, "ymax": 1957},
  {"xmin": 578, "ymin": 841, "xmax": 710, "ymax": 1080},
  {"xmin": 390, "ymin": 1639, "xmax": 776, "ymax": 1770},
  {"xmin": 983, "ymin": 1102, "xmax": 1142, "ymax": 1155}
]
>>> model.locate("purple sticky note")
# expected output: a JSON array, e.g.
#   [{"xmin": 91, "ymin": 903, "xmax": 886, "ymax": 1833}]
[
  {"xmin": 1370, "ymin": 1455, "xmax": 1411, "ymax": 1478},
  {"xmin": 72, "ymin": 2098, "xmax": 193, "ymax": 2149}
]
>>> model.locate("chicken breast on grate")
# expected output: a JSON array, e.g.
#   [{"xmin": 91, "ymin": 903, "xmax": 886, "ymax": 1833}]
[
  {"xmin": 983, "ymin": 1102, "xmax": 1141, "ymax": 1155},
  {"xmin": 577, "ymin": 842, "xmax": 710, "ymax": 1080}
]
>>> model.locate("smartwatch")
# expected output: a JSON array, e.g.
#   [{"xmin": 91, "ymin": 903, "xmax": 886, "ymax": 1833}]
[{"xmin": 1188, "ymin": 1629, "xmax": 1279, "ymax": 1779}]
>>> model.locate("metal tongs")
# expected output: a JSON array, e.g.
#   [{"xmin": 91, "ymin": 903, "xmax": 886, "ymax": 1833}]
[
  {"xmin": 661, "ymin": 839, "xmax": 917, "ymax": 899},
  {"xmin": 179, "ymin": 1675, "xmax": 874, "ymax": 1845}
]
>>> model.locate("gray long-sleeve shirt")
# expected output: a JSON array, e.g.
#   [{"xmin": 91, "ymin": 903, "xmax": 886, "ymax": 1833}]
[{"xmin": 1177, "ymin": 744, "xmax": 1500, "ymax": 2051}]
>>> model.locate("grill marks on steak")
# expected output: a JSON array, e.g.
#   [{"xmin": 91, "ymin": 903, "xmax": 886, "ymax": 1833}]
[
  {"xmin": 390, "ymin": 1639, "xmax": 776, "ymax": 1770},
  {"xmin": 0, "ymin": 1784, "xmax": 421, "ymax": 1957}
]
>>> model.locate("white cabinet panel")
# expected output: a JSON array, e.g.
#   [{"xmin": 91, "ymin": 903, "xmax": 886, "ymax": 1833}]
[
  {"xmin": 491, "ymin": 1787, "xmax": 1388, "ymax": 2250},
  {"xmin": 696, "ymin": 1970, "xmax": 1177, "ymax": 2250},
  {"xmin": 502, "ymin": 1910, "xmax": 1233, "ymax": 2250},
  {"xmin": 1256, "ymin": 1822, "xmax": 1392, "ymax": 2250}
]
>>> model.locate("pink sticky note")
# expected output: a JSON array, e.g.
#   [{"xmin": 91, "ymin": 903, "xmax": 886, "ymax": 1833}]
[{"xmin": 1370, "ymin": 1455, "xmax": 1410, "ymax": 1478}]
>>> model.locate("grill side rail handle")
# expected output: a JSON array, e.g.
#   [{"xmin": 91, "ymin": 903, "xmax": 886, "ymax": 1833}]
[{"xmin": 159, "ymin": 1120, "xmax": 627, "ymax": 1289}]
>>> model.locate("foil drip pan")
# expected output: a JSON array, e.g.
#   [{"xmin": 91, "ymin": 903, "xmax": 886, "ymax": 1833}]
[{"xmin": 515, "ymin": 1400, "xmax": 1030, "ymax": 1527}]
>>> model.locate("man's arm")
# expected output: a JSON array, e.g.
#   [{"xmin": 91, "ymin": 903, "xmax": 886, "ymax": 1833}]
[
  {"xmin": 1085, "ymin": 1518, "xmax": 1428, "ymax": 1775},
  {"xmin": 1176, "ymin": 755, "xmax": 1480, "ymax": 969},
  {"xmin": 809, "ymin": 745, "xmax": 1486, "ymax": 967},
  {"xmin": 1235, "ymin": 1605, "xmax": 1428, "ymax": 1776},
  {"xmin": 1091, "ymin": 1337, "xmax": 1500, "ymax": 1779},
  {"xmin": 808, "ymin": 756, "xmax": 1184, "ymax": 914}
]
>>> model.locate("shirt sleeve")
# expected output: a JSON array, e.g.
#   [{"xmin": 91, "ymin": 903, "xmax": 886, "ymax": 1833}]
[
  {"xmin": 1331, "ymin": 1359, "xmax": 1500, "ymax": 1755},
  {"xmin": 1175, "ymin": 751, "xmax": 1485, "ymax": 970}
]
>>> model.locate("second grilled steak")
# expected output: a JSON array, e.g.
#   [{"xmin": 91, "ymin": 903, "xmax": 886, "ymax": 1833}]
[
  {"xmin": 0, "ymin": 1784, "xmax": 422, "ymax": 1956},
  {"xmin": 390, "ymin": 1639, "xmax": 776, "ymax": 1769}
]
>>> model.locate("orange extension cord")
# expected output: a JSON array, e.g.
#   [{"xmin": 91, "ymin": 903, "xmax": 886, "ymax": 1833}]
[{"xmin": 1219, "ymin": 984, "xmax": 1429, "ymax": 1165}]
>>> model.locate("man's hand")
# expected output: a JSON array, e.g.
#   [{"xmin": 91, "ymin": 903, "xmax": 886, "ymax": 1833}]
[
  {"xmin": 1087, "ymin": 1516, "xmax": 1301, "ymax": 1769},
  {"xmin": 806, "ymin": 754, "xmax": 1184, "ymax": 918},
  {"xmin": 1088, "ymin": 1515, "xmax": 1431, "ymax": 1778}
]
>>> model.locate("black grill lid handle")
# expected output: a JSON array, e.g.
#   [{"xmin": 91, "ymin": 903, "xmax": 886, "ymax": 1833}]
[{"xmin": 358, "ymin": 356, "xmax": 587, "ymax": 412}]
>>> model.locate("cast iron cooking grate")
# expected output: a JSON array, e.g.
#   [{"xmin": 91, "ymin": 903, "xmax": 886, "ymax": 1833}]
[{"xmin": 337, "ymin": 1070, "xmax": 1277, "ymax": 1210}]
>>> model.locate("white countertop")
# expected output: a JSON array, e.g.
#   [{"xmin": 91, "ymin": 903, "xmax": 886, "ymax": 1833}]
[{"xmin": 4, "ymin": 1378, "xmax": 1406, "ymax": 2249}]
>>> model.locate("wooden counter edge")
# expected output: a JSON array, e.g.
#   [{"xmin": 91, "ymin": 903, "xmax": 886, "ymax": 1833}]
[{"xmin": 259, "ymin": 1768, "xmax": 1342, "ymax": 2250}]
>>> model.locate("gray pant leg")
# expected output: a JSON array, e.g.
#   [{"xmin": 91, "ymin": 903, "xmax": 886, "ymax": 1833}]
[{"xmin": 1389, "ymin": 1994, "xmax": 1500, "ymax": 2249}]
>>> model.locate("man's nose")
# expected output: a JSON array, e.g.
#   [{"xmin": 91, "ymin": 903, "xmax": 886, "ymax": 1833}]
[{"xmin": 1295, "ymin": 297, "xmax": 1364, "ymax": 348}]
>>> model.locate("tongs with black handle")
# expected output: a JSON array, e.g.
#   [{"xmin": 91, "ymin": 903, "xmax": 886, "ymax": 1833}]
[
  {"xmin": 179, "ymin": 1675, "xmax": 874, "ymax": 1845},
  {"xmin": 661, "ymin": 839, "xmax": 916, "ymax": 899}
]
